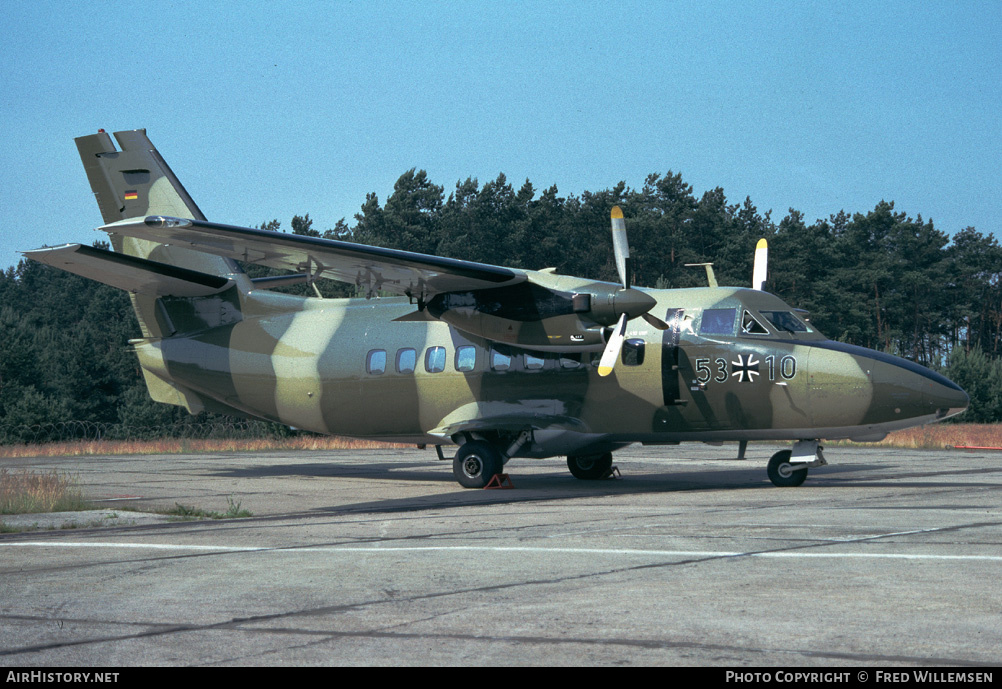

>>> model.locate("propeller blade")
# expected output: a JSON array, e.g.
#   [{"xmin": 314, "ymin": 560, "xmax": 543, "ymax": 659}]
[
  {"xmin": 598, "ymin": 313, "xmax": 628, "ymax": 377},
  {"xmin": 753, "ymin": 238, "xmax": 768, "ymax": 290},
  {"xmin": 641, "ymin": 312, "xmax": 671, "ymax": 330},
  {"xmin": 611, "ymin": 206, "xmax": 630, "ymax": 288}
]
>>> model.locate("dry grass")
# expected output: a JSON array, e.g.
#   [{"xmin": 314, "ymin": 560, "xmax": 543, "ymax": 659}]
[
  {"xmin": 0, "ymin": 468, "xmax": 90, "ymax": 514},
  {"xmin": 0, "ymin": 434, "xmax": 412, "ymax": 458},
  {"xmin": 843, "ymin": 423, "xmax": 1002, "ymax": 450},
  {"xmin": 1, "ymin": 425, "xmax": 998, "ymax": 459}
]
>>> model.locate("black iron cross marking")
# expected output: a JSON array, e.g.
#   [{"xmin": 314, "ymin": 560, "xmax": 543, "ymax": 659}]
[{"xmin": 730, "ymin": 353, "xmax": 760, "ymax": 383}]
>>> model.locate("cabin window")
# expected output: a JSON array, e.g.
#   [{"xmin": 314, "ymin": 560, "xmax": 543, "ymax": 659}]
[
  {"xmin": 560, "ymin": 354, "xmax": 582, "ymax": 369},
  {"xmin": 700, "ymin": 308, "xmax": 737, "ymax": 335},
  {"xmin": 622, "ymin": 338, "xmax": 645, "ymax": 366},
  {"xmin": 741, "ymin": 310, "xmax": 769, "ymax": 335},
  {"xmin": 760, "ymin": 310, "xmax": 811, "ymax": 333},
  {"xmin": 366, "ymin": 349, "xmax": 386, "ymax": 375},
  {"xmin": 425, "ymin": 346, "xmax": 446, "ymax": 373},
  {"xmin": 524, "ymin": 352, "xmax": 545, "ymax": 370},
  {"xmin": 396, "ymin": 348, "xmax": 416, "ymax": 373},
  {"xmin": 491, "ymin": 348, "xmax": 511, "ymax": 371},
  {"xmin": 455, "ymin": 345, "xmax": 476, "ymax": 372}
]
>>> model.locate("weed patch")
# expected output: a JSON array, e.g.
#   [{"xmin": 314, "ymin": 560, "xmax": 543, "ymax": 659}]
[
  {"xmin": 0, "ymin": 468, "xmax": 91, "ymax": 514},
  {"xmin": 161, "ymin": 497, "xmax": 252, "ymax": 520}
]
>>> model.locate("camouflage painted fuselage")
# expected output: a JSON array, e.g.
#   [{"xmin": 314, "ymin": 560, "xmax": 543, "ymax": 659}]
[{"xmin": 132, "ymin": 275, "xmax": 968, "ymax": 459}]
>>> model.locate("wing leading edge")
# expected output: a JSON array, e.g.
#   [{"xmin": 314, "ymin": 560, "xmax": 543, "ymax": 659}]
[{"xmin": 99, "ymin": 216, "xmax": 526, "ymax": 298}]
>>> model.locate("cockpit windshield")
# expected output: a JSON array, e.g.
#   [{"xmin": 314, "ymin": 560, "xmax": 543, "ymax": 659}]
[{"xmin": 759, "ymin": 310, "xmax": 811, "ymax": 333}]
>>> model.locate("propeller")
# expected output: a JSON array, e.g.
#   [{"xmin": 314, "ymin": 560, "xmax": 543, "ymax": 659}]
[
  {"xmin": 611, "ymin": 206, "xmax": 631, "ymax": 288},
  {"xmin": 753, "ymin": 238, "xmax": 768, "ymax": 290},
  {"xmin": 598, "ymin": 312, "xmax": 628, "ymax": 377},
  {"xmin": 597, "ymin": 207, "xmax": 669, "ymax": 377}
]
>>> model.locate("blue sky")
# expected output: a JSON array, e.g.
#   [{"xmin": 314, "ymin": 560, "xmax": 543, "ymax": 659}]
[{"xmin": 1, "ymin": 1, "xmax": 999, "ymax": 271}]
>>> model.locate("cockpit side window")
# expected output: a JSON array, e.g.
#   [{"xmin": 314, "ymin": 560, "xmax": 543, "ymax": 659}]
[
  {"xmin": 700, "ymin": 308, "xmax": 737, "ymax": 335},
  {"xmin": 760, "ymin": 310, "xmax": 811, "ymax": 333},
  {"xmin": 741, "ymin": 310, "xmax": 769, "ymax": 335}
]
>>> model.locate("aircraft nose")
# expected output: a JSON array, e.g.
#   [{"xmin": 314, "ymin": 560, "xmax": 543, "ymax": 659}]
[
  {"xmin": 872, "ymin": 352, "xmax": 970, "ymax": 422},
  {"xmin": 927, "ymin": 380, "xmax": 970, "ymax": 421},
  {"xmin": 814, "ymin": 341, "xmax": 971, "ymax": 426}
]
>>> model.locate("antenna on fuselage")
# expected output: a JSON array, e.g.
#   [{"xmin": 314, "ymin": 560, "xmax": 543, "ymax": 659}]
[{"xmin": 684, "ymin": 263, "xmax": 718, "ymax": 288}]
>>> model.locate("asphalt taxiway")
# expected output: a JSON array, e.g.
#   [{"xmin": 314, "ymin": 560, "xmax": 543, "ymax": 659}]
[{"xmin": 1, "ymin": 443, "xmax": 999, "ymax": 666}]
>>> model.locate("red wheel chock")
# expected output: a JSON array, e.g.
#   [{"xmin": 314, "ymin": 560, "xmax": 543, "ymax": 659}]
[{"xmin": 484, "ymin": 473, "xmax": 514, "ymax": 489}]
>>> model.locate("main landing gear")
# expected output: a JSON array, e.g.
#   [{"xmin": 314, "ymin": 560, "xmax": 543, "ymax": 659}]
[
  {"xmin": 566, "ymin": 452, "xmax": 614, "ymax": 480},
  {"xmin": 453, "ymin": 441, "xmax": 504, "ymax": 489},
  {"xmin": 767, "ymin": 440, "xmax": 827, "ymax": 487},
  {"xmin": 452, "ymin": 430, "xmax": 533, "ymax": 488}
]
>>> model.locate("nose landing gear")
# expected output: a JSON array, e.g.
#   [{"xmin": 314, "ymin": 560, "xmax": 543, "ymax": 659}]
[{"xmin": 767, "ymin": 440, "xmax": 827, "ymax": 487}]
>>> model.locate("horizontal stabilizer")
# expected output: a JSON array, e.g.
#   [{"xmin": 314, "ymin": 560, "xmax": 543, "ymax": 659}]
[
  {"xmin": 99, "ymin": 215, "xmax": 526, "ymax": 298},
  {"xmin": 24, "ymin": 243, "xmax": 233, "ymax": 297}
]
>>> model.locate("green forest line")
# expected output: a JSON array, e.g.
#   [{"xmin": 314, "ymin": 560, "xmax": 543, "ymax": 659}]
[{"xmin": 2, "ymin": 170, "xmax": 1000, "ymax": 442}]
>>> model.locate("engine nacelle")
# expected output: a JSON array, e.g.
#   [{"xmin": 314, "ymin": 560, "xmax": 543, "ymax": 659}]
[{"xmin": 425, "ymin": 280, "xmax": 655, "ymax": 352}]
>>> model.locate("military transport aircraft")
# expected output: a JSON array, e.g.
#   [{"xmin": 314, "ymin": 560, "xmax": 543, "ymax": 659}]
[{"xmin": 26, "ymin": 129, "xmax": 969, "ymax": 488}]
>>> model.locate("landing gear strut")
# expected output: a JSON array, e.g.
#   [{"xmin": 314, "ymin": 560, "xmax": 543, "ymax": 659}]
[{"xmin": 767, "ymin": 440, "xmax": 827, "ymax": 487}]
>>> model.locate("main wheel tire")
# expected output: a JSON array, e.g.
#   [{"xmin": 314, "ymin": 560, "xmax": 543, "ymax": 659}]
[
  {"xmin": 567, "ymin": 452, "xmax": 613, "ymax": 480},
  {"xmin": 767, "ymin": 449, "xmax": 808, "ymax": 487},
  {"xmin": 453, "ymin": 441, "xmax": 504, "ymax": 488}
]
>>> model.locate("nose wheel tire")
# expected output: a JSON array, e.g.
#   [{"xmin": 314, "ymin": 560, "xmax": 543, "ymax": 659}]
[
  {"xmin": 767, "ymin": 449, "xmax": 808, "ymax": 487},
  {"xmin": 567, "ymin": 452, "xmax": 613, "ymax": 480},
  {"xmin": 453, "ymin": 441, "xmax": 504, "ymax": 488}
]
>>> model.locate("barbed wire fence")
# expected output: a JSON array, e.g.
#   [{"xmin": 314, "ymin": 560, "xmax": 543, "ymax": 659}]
[{"xmin": 0, "ymin": 420, "xmax": 301, "ymax": 446}]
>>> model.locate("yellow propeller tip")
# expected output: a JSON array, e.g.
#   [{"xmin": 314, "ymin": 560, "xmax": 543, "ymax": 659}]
[
  {"xmin": 598, "ymin": 366, "xmax": 614, "ymax": 377},
  {"xmin": 611, "ymin": 206, "xmax": 623, "ymax": 219},
  {"xmin": 756, "ymin": 238, "xmax": 768, "ymax": 249}
]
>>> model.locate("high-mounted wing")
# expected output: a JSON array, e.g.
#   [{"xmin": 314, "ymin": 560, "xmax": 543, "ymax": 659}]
[{"xmin": 99, "ymin": 216, "xmax": 525, "ymax": 299}]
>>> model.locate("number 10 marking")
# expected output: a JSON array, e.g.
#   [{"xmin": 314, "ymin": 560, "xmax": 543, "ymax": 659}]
[{"xmin": 765, "ymin": 355, "xmax": 797, "ymax": 381}]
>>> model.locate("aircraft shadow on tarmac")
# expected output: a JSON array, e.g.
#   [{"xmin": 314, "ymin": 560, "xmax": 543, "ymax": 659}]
[{"xmin": 196, "ymin": 456, "xmax": 990, "ymax": 516}]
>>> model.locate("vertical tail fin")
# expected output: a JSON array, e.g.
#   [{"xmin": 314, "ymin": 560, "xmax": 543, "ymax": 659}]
[
  {"xmin": 76, "ymin": 129, "xmax": 244, "ymax": 337},
  {"xmin": 76, "ymin": 129, "xmax": 208, "ymax": 224}
]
